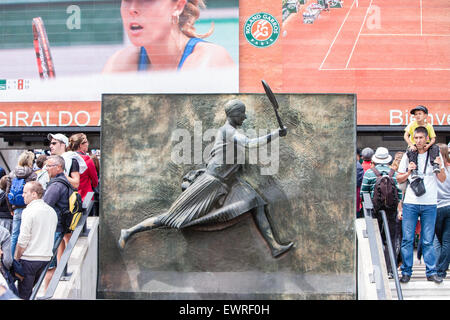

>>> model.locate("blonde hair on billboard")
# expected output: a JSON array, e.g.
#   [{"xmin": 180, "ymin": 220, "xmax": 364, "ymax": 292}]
[{"xmin": 178, "ymin": 0, "xmax": 214, "ymax": 38}]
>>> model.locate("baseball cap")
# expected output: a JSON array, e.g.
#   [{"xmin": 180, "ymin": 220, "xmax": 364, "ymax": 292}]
[
  {"xmin": 47, "ymin": 133, "xmax": 69, "ymax": 147},
  {"xmin": 410, "ymin": 105, "xmax": 428, "ymax": 115}
]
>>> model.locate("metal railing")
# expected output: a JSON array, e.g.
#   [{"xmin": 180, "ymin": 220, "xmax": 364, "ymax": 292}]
[
  {"xmin": 378, "ymin": 207, "xmax": 403, "ymax": 300},
  {"xmin": 361, "ymin": 193, "xmax": 403, "ymax": 300},
  {"xmin": 30, "ymin": 191, "xmax": 95, "ymax": 300}
]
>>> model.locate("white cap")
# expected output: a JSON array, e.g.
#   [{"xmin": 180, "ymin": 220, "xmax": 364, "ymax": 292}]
[{"xmin": 47, "ymin": 133, "xmax": 69, "ymax": 147}]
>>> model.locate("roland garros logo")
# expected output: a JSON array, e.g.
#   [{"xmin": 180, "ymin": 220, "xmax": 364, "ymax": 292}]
[{"xmin": 244, "ymin": 13, "xmax": 280, "ymax": 48}]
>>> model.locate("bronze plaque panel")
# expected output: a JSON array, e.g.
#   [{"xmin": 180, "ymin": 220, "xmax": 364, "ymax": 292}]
[{"xmin": 98, "ymin": 93, "xmax": 356, "ymax": 299}]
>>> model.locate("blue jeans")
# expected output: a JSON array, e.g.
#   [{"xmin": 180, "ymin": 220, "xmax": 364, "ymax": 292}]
[
  {"xmin": 434, "ymin": 205, "xmax": 450, "ymax": 278},
  {"xmin": 10, "ymin": 208, "xmax": 23, "ymax": 260},
  {"xmin": 401, "ymin": 203, "xmax": 437, "ymax": 277},
  {"xmin": 433, "ymin": 236, "xmax": 441, "ymax": 262}
]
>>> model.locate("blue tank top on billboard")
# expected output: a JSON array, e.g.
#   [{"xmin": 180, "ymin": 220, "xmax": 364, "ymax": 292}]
[{"xmin": 138, "ymin": 38, "xmax": 206, "ymax": 71}]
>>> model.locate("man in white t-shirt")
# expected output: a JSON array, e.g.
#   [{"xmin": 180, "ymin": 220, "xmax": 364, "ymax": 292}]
[
  {"xmin": 14, "ymin": 181, "xmax": 57, "ymax": 299},
  {"xmin": 397, "ymin": 126, "xmax": 447, "ymax": 284}
]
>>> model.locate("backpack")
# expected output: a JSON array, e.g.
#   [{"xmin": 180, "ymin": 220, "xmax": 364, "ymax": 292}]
[
  {"xmin": 51, "ymin": 177, "xmax": 83, "ymax": 232},
  {"xmin": 7, "ymin": 177, "xmax": 26, "ymax": 207},
  {"xmin": 371, "ymin": 167, "xmax": 399, "ymax": 212}
]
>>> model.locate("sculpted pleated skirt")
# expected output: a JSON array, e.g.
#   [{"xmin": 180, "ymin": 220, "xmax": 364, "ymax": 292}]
[{"xmin": 159, "ymin": 173, "xmax": 266, "ymax": 229}]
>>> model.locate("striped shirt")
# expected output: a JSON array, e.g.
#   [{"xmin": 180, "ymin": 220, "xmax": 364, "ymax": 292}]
[{"xmin": 360, "ymin": 164, "xmax": 403, "ymax": 201}]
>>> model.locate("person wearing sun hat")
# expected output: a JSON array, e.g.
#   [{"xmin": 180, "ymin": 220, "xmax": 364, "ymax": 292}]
[
  {"xmin": 360, "ymin": 147, "xmax": 403, "ymax": 278},
  {"xmin": 371, "ymin": 147, "xmax": 392, "ymax": 164}
]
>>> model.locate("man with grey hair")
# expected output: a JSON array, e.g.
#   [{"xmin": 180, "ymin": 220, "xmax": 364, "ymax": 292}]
[{"xmin": 42, "ymin": 155, "xmax": 71, "ymax": 289}]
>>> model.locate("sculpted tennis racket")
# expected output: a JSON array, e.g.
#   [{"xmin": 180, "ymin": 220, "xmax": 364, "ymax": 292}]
[
  {"xmin": 32, "ymin": 17, "xmax": 56, "ymax": 79},
  {"xmin": 261, "ymin": 79, "xmax": 284, "ymax": 129}
]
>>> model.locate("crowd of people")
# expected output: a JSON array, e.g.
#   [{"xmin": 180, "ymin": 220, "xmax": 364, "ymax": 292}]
[
  {"xmin": 359, "ymin": 105, "xmax": 450, "ymax": 284},
  {"xmin": 0, "ymin": 133, "xmax": 99, "ymax": 299}
]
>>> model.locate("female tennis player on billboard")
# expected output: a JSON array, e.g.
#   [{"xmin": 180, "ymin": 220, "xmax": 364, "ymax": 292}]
[{"xmin": 103, "ymin": 0, "xmax": 235, "ymax": 73}]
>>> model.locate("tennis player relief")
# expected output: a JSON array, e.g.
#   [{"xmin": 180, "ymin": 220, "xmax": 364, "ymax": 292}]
[{"xmin": 244, "ymin": 13, "xmax": 280, "ymax": 48}]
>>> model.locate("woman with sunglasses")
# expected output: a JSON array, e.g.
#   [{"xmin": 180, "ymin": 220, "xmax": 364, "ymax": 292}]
[{"xmin": 103, "ymin": 0, "xmax": 234, "ymax": 73}]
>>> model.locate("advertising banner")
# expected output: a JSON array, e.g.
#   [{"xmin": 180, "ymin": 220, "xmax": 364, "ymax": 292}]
[
  {"xmin": 0, "ymin": 0, "xmax": 449, "ymax": 127},
  {"xmin": 0, "ymin": 101, "xmax": 100, "ymax": 127},
  {"xmin": 241, "ymin": 0, "xmax": 449, "ymax": 126}
]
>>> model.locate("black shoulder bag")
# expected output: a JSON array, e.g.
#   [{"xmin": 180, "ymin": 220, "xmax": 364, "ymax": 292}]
[{"xmin": 408, "ymin": 151, "xmax": 429, "ymax": 197}]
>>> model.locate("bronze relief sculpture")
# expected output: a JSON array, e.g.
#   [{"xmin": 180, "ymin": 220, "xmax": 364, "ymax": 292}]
[{"xmin": 118, "ymin": 82, "xmax": 294, "ymax": 258}]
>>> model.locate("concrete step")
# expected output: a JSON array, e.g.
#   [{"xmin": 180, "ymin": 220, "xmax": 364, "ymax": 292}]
[
  {"xmin": 390, "ymin": 280, "xmax": 450, "ymax": 289},
  {"xmin": 394, "ymin": 295, "xmax": 450, "ymax": 300},
  {"xmin": 389, "ymin": 276, "xmax": 450, "ymax": 299},
  {"xmin": 391, "ymin": 287, "xmax": 450, "ymax": 300}
]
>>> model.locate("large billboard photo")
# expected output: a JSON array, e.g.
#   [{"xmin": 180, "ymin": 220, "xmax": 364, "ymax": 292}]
[
  {"xmin": 240, "ymin": 0, "xmax": 449, "ymax": 127},
  {"xmin": 0, "ymin": 0, "xmax": 448, "ymax": 128},
  {"xmin": 0, "ymin": 0, "xmax": 239, "ymax": 105}
]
